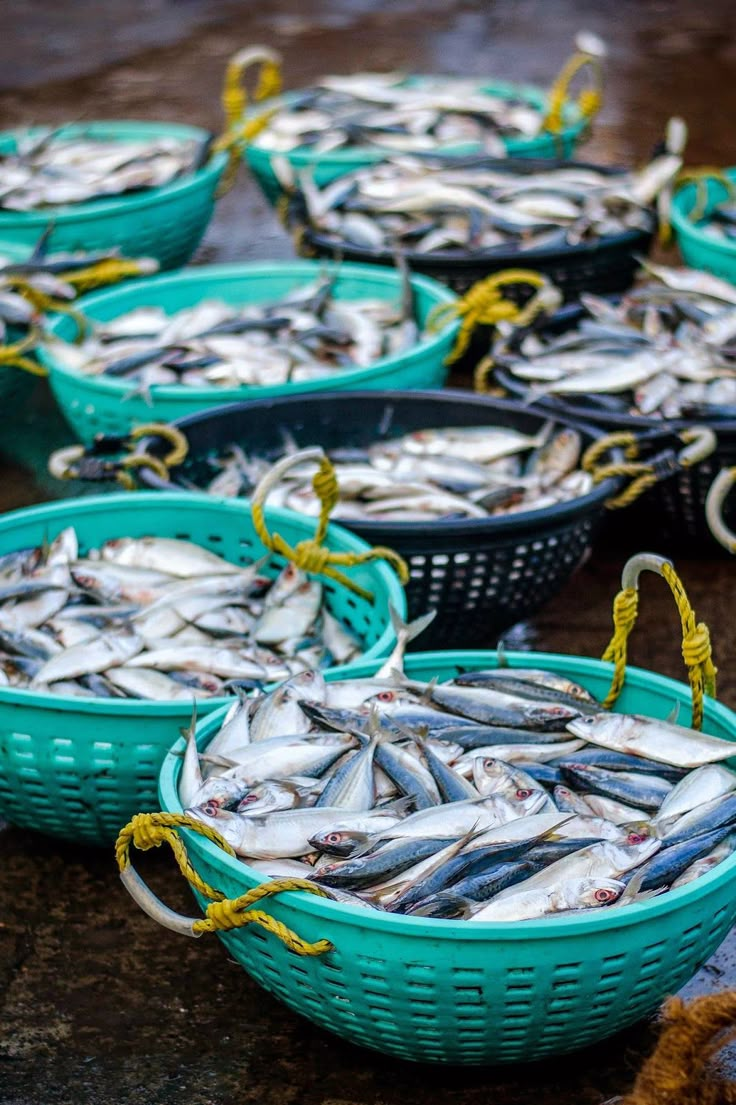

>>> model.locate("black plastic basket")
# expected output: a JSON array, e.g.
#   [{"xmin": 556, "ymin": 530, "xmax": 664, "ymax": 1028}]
[
  {"xmin": 287, "ymin": 157, "xmax": 655, "ymax": 300},
  {"xmin": 493, "ymin": 309, "xmax": 736, "ymax": 554},
  {"xmin": 136, "ymin": 389, "xmax": 622, "ymax": 648}
]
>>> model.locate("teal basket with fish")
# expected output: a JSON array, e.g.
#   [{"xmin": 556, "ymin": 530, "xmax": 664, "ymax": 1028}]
[
  {"xmin": 129, "ymin": 655, "xmax": 735, "ymax": 1062},
  {"xmin": 0, "ymin": 239, "xmax": 41, "ymax": 410},
  {"xmin": 225, "ymin": 45, "xmax": 602, "ymax": 204},
  {"xmin": 670, "ymin": 169, "xmax": 736, "ymax": 283},
  {"xmin": 38, "ymin": 261, "xmax": 459, "ymax": 444},
  {"xmin": 120, "ymin": 557, "xmax": 736, "ymax": 1065},
  {"xmin": 0, "ymin": 492, "xmax": 405, "ymax": 846},
  {"xmin": 244, "ymin": 83, "xmax": 590, "ymax": 204},
  {"xmin": 0, "ymin": 122, "xmax": 228, "ymax": 270}
]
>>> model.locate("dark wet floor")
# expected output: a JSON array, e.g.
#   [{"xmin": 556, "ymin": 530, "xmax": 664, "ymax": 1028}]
[{"xmin": 2, "ymin": 2, "xmax": 736, "ymax": 1101}]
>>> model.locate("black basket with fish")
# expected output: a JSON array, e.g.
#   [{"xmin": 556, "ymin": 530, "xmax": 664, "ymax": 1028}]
[
  {"xmin": 286, "ymin": 157, "xmax": 656, "ymax": 300},
  {"xmin": 136, "ymin": 389, "xmax": 623, "ymax": 648},
  {"xmin": 493, "ymin": 303, "xmax": 736, "ymax": 554}
]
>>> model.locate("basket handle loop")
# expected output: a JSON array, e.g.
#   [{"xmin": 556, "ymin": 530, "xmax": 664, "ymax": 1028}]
[
  {"xmin": 115, "ymin": 812, "xmax": 333, "ymax": 955},
  {"xmin": 47, "ymin": 422, "xmax": 189, "ymax": 488},
  {"xmin": 674, "ymin": 166, "xmax": 736, "ymax": 225},
  {"xmin": 214, "ymin": 46, "xmax": 283, "ymax": 197},
  {"xmin": 582, "ymin": 426, "xmax": 717, "ymax": 510},
  {"xmin": 543, "ymin": 34, "xmax": 606, "ymax": 134},
  {"xmin": 250, "ymin": 447, "xmax": 409, "ymax": 603},
  {"xmin": 0, "ymin": 328, "xmax": 47, "ymax": 377},
  {"xmin": 705, "ymin": 466, "xmax": 736, "ymax": 554},
  {"xmin": 427, "ymin": 269, "xmax": 560, "ymax": 365},
  {"xmin": 601, "ymin": 553, "xmax": 717, "ymax": 729}
]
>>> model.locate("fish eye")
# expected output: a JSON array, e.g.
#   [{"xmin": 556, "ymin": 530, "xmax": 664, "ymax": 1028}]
[
  {"xmin": 202, "ymin": 801, "xmax": 219, "ymax": 817},
  {"xmin": 594, "ymin": 888, "xmax": 616, "ymax": 903},
  {"xmin": 376, "ymin": 691, "xmax": 395, "ymax": 702},
  {"xmin": 627, "ymin": 831, "xmax": 645, "ymax": 845},
  {"xmin": 325, "ymin": 832, "xmax": 344, "ymax": 844},
  {"xmin": 515, "ymin": 788, "xmax": 533, "ymax": 800}
]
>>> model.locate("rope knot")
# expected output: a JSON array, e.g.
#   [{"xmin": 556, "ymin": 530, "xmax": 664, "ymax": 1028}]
[
  {"xmin": 129, "ymin": 812, "xmax": 168, "ymax": 852},
  {"xmin": 682, "ymin": 623, "xmax": 713, "ymax": 669},
  {"xmin": 203, "ymin": 897, "xmax": 243, "ymax": 931},
  {"xmin": 612, "ymin": 587, "xmax": 639, "ymax": 634},
  {"xmin": 290, "ymin": 539, "xmax": 332, "ymax": 576}
]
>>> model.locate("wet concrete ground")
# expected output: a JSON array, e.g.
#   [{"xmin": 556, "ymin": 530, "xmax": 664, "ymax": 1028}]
[{"xmin": 2, "ymin": 1, "xmax": 736, "ymax": 1101}]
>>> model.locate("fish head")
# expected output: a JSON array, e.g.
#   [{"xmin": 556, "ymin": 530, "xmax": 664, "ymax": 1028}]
[
  {"xmin": 574, "ymin": 877, "xmax": 624, "ymax": 909},
  {"xmin": 620, "ymin": 821, "xmax": 656, "ymax": 846},
  {"xmin": 508, "ymin": 788, "xmax": 547, "ymax": 816},
  {"xmin": 185, "ymin": 805, "xmax": 243, "ymax": 849},
  {"xmin": 284, "ymin": 668, "xmax": 326, "ymax": 704},
  {"xmin": 565, "ymin": 713, "xmax": 609, "ymax": 739},
  {"xmin": 308, "ymin": 828, "xmax": 367, "ymax": 856}
]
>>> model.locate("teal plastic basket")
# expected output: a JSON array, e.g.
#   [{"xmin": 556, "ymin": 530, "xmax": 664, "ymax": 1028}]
[
  {"xmin": 153, "ymin": 649, "xmax": 736, "ymax": 1065},
  {"xmin": 39, "ymin": 261, "xmax": 459, "ymax": 444},
  {"xmin": 244, "ymin": 80, "xmax": 587, "ymax": 204},
  {"xmin": 0, "ymin": 239, "xmax": 40, "ymax": 410},
  {"xmin": 0, "ymin": 122, "xmax": 228, "ymax": 270},
  {"xmin": 671, "ymin": 170, "xmax": 736, "ymax": 283},
  {"xmin": 0, "ymin": 492, "xmax": 405, "ymax": 845}
]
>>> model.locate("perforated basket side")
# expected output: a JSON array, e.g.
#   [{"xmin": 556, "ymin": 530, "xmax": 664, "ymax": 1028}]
[
  {"xmin": 0, "ymin": 493, "xmax": 405, "ymax": 844},
  {"xmin": 157, "ymin": 651, "xmax": 736, "ymax": 1065},
  {"xmin": 137, "ymin": 389, "xmax": 620, "ymax": 643}
]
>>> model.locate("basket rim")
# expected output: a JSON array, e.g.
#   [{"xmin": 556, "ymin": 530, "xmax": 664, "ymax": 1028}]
[
  {"xmin": 301, "ymin": 222, "xmax": 652, "ymax": 269},
  {"xmin": 0, "ymin": 490, "xmax": 406, "ymax": 713},
  {"xmin": 39, "ymin": 260, "xmax": 460, "ymax": 402},
  {"xmin": 245, "ymin": 77, "xmax": 585, "ymax": 163},
  {"xmin": 0, "ymin": 120, "xmax": 228, "ymax": 226},
  {"xmin": 159, "ymin": 648, "xmax": 736, "ymax": 938},
  {"xmin": 136, "ymin": 386, "xmax": 625, "ymax": 536},
  {"xmin": 671, "ymin": 171, "xmax": 736, "ymax": 257}
]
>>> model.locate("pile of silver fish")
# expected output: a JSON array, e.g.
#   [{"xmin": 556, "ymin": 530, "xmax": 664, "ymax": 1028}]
[
  {"xmin": 0, "ymin": 129, "xmax": 209, "ymax": 211},
  {"xmin": 46, "ymin": 274, "xmax": 421, "ymax": 391},
  {"xmin": 198, "ymin": 423, "xmax": 593, "ymax": 521},
  {"xmin": 494, "ymin": 262, "xmax": 736, "ymax": 418},
  {"xmin": 256, "ymin": 33, "xmax": 606, "ymax": 161},
  {"xmin": 0, "ymin": 246, "xmax": 158, "ymax": 348},
  {"xmin": 0, "ymin": 527, "xmax": 364, "ymax": 700},
  {"xmin": 293, "ymin": 153, "xmax": 677, "ymax": 256},
  {"xmin": 182, "ymin": 655, "xmax": 736, "ymax": 922}
]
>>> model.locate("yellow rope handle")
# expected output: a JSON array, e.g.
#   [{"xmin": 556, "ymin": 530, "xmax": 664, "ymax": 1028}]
[
  {"xmin": 250, "ymin": 447, "xmax": 409, "ymax": 603},
  {"xmin": 0, "ymin": 328, "xmax": 47, "ymax": 377},
  {"xmin": 600, "ymin": 553, "xmax": 717, "ymax": 729},
  {"xmin": 115, "ymin": 812, "xmax": 333, "ymax": 955},
  {"xmin": 674, "ymin": 166, "xmax": 736, "ymax": 225},
  {"xmin": 63, "ymin": 257, "xmax": 159, "ymax": 294},
  {"xmin": 427, "ymin": 269, "xmax": 553, "ymax": 365},
  {"xmin": 544, "ymin": 46, "xmax": 604, "ymax": 134},
  {"xmin": 115, "ymin": 423, "xmax": 190, "ymax": 489},
  {"xmin": 582, "ymin": 427, "xmax": 717, "ymax": 511},
  {"xmin": 583, "ymin": 431, "xmax": 662, "ymax": 511},
  {"xmin": 214, "ymin": 46, "xmax": 283, "ymax": 197}
]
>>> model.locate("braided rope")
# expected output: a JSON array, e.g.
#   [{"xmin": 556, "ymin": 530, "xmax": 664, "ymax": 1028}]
[
  {"xmin": 600, "ymin": 557, "xmax": 716, "ymax": 728},
  {"xmin": 115, "ymin": 812, "xmax": 332, "ymax": 955},
  {"xmin": 427, "ymin": 269, "xmax": 549, "ymax": 364},
  {"xmin": 544, "ymin": 51, "xmax": 603, "ymax": 133},
  {"xmin": 250, "ymin": 451, "xmax": 408, "ymax": 602}
]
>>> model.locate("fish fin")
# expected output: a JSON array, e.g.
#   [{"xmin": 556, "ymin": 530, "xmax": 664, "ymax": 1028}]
[
  {"xmin": 381, "ymin": 794, "xmax": 414, "ymax": 819},
  {"xmin": 197, "ymin": 752, "xmax": 239, "ymax": 769},
  {"xmin": 618, "ymin": 865, "xmax": 667, "ymax": 906},
  {"xmin": 178, "ymin": 699, "xmax": 198, "ymax": 742},
  {"xmin": 666, "ymin": 700, "xmax": 680, "ymax": 725},
  {"xmin": 419, "ymin": 676, "xmax": 438, "ymax": 706},
  {"xmin": 403, "ymin": 608, "xmax": 437, "ymax": 645},
  {"xmin": 495, "ymin": 641, "xmax": 509, "ymax": 668}
]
